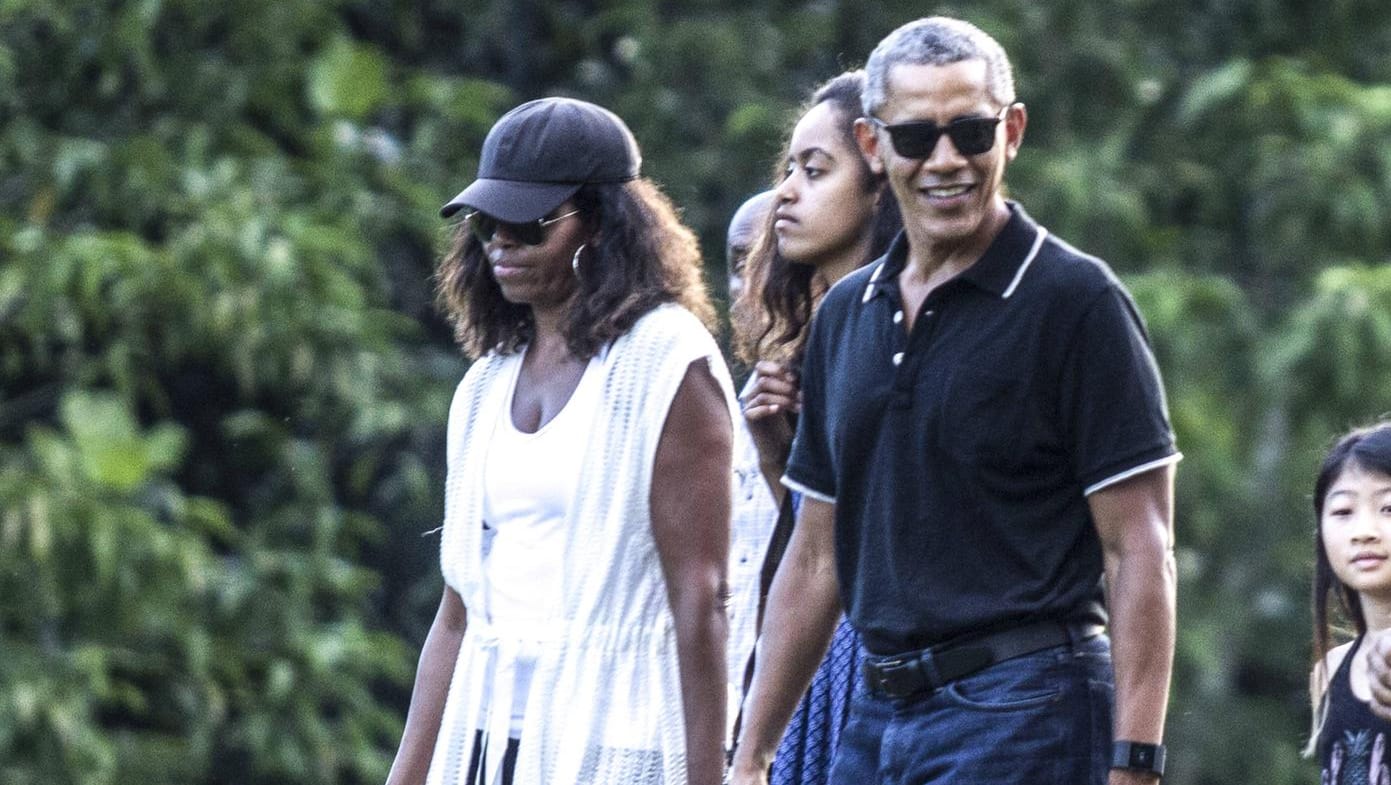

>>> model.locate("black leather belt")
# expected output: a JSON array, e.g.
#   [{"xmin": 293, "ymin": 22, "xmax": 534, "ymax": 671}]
[{"xmin": 861, "ymin": 620, "xmax": 1104, "ymax": 699}]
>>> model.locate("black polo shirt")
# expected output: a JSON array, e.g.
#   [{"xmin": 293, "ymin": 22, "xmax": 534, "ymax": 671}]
[{"xmin": 783, "ymin": 202, "xmax": 1179, "ymax": 655}]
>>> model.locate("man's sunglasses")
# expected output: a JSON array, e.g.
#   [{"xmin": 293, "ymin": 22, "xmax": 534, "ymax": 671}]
[
  {"xmin": 463, "ymin": 208, "xmax": 580, "ymax": 246},
  {"xmin": 870, "ymin": 105, "xmax": 1012, "ymax": 159}
]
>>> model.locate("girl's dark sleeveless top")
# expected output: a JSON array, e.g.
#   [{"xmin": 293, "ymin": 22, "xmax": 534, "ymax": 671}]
[{"xmin": 1320, "ymin": 635, "xmax": 1391, "ymax": 783}]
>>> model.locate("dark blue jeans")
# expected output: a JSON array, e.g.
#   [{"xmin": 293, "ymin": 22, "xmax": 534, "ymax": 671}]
[{"xmin": 828, "ymin": 635, "xmax": 1114, "ymax": 785}]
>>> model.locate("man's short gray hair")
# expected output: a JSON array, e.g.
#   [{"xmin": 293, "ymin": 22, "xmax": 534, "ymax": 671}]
[{"xmin": 863, "ymin": 17, "xmax": 1016, "ymax": 117}]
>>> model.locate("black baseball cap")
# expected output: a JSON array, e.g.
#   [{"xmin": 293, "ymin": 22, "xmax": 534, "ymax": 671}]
[{"xmin": 440, "ymin": 97, "xmax": 642, "ymax": 222}]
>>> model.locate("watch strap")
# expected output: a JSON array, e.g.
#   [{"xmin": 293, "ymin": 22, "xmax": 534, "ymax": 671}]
[{"xmin": 1111, "ymin": 740, "xmax": 1166, "ymax": 777}]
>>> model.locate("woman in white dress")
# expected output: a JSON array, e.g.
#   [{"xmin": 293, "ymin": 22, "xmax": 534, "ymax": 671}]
[{"xmin": 385, "ymin": 97, "xmax": 734, "ymax": 785}]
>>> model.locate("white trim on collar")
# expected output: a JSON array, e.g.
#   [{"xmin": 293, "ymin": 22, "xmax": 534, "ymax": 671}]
[
  {"xmin": 862, "ymin": 260, "xmax": 888, "ymax": 303},
  {"xmin": 1001, "ymin": 227, "xmax": 1048, "ymax": 299}
]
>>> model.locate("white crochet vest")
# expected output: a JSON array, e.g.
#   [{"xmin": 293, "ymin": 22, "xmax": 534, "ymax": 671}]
[{"xmin": 427, "ymin": 304, "xmax": 737, "ymax": 785}]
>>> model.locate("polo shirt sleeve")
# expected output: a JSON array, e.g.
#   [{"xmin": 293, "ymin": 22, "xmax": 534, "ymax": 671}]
[
  {"xmin": 781, "ymin": 308, "xmax": 837, "ymax": 504},
  {"xmin": 1061, "ymin": 283, "xmax": 1181, "ymax": 496}
]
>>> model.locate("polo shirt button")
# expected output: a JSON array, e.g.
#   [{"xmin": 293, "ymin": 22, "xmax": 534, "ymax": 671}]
[
  {"xmin": 923, "ymin": 310, "xmax": 934, "ymax": 318},
  {"xmin": 893, "ymin": 310, "xmax": 903, "ymax": 324},
  {"xmin": 892, "ymin": 352, "xmax": 904, "ymax": 366}
]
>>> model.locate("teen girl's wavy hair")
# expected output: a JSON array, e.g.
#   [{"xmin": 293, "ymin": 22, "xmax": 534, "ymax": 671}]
[
  {"xmin": 1306, "ymin": 420, "xmax": 1391, "ymax": 755},
  {"xmin": 435, "ymin": 178, "xmax": 713, "ymax": 360},
  {"xmin": 731, "ymin": 70, "xmax": 902, "ymax": 367}
]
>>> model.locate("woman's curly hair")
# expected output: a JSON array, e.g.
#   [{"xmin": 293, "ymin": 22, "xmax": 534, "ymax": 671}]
[
  {"xmin": 731, "ymin": 70, "xmax": 901, "ymax": 368},
  {"xmin": 436, "ymin": 178, "xmax": 713, "ymax": 360}
]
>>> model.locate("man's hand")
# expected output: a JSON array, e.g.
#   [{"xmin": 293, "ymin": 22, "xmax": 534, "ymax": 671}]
[
  {"xmin": 1090, "ymin": 465, "xmax": 1176, "ymax": 782},
  {"xmin": 727, "ymin": 758, "xmax": 770, "ymax": 785},
  {"xmin": 729, "ymin": 498, "xmax": 841, "ymax": 785}
]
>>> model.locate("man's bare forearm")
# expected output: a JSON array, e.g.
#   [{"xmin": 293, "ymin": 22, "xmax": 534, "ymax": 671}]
[
  {"xmin": 1090, "ymin": 467, "xmax": 1176, "ymax": 785},
  {"xmin": 731, "ymin": 498, "xmax": 842, "ymax": 778}
]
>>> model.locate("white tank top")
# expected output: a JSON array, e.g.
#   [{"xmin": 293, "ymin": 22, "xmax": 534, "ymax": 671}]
[{"xmin": 480, "ymin": 347, "xmax": 604, "ymax": 735}]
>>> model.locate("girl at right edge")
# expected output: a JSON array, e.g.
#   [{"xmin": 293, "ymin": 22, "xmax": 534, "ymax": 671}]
[{"xmin": 1308, "ymin": 420, "xmax": 1391, "ymax": 783}]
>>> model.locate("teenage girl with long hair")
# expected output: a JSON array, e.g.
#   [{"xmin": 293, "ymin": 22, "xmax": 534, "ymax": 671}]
[{"xmin": 731, "ymin": 70, "xmax": 901, "ymax": 785}]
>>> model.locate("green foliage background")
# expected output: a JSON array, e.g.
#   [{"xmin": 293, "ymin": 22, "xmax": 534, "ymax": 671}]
[{"xmin": 2, "ymin": 1, "xmax": 1389, "ymax": 783}]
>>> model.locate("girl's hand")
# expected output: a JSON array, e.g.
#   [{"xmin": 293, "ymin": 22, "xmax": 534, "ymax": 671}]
[{"xmin": 740, "ymin": 361, "xmax": 800, "ymax": 470}]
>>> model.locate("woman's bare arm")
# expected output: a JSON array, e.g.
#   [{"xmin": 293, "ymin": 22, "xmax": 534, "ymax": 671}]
[
  {"xmin": 652, "ymin": 359, "xmax": 734, "ymax": 785},
  {"xmin": 385, "ymin": 587, "xmax": 468, "ymax": 785}
]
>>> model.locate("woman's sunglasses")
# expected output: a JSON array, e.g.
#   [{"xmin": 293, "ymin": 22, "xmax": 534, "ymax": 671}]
[
  {"xmin": 463, "ymin": 208, "xmax": 580, "ymax": 246},
  {"xmin": 870, "ymin": 105, "xmax": 1012, "ymax": 159}
]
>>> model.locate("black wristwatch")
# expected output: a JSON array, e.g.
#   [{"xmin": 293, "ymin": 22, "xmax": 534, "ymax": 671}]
[{"xmin": 1111, "ymin": 740, "xmax": 1166, "ymax": 777}]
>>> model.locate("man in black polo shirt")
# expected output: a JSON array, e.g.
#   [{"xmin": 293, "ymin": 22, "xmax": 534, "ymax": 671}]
[{"xmin": 731, "ymin": 16, "xmax": 1179, "ymax": 785}]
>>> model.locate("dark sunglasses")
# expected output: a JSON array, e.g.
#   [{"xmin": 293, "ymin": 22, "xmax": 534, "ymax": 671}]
[
  {"xmin": 463, "ymin": 208, "xmax": 580, "ymax": 246},
  {"xmin": 870, "ymin": 105, "xmax": 1012, "ymax": 158}
]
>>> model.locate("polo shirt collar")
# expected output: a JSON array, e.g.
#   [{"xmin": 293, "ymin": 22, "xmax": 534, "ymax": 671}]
[
  {"xmin": 861, "ymin": 233, "xmax": 909, "ymax": 303},
  {"xmin": 862, "ymin": 201, "xmax": 1049, "ymax": 305}
]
